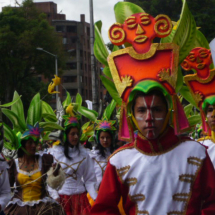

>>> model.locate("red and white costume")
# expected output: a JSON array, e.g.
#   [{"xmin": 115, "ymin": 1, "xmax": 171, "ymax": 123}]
[{"xmin": 91, "ymin": 127, "xmax": 215, "ymax": 214}]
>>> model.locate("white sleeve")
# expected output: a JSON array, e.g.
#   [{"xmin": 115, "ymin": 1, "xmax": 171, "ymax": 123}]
[
  {"xmin": 0, "ymin": 169, "xmax": 11, "ymax": 211},
  {"xmin": 47, "ymin": 185, "xmax": 60, "ymax": 200},
  {"xmin": 83, "ymin": 154, "xmax": 98, "ymax": 200}
]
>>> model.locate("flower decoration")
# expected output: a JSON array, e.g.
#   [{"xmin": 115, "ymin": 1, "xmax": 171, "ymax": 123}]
[
  {"xmin": 22, "ymin": 122, "xmax": 44, "ymax": 140},
  {"xmin": 48, "ymin": 75, "xmax": 61, "ymax": 94},
  {"xmin": 63, "ymin": 115, "xmax": 81, "ymax": 130},
  {"xmin": 95, "ymin": 116, "xmax": 116, "ymax": 131}
]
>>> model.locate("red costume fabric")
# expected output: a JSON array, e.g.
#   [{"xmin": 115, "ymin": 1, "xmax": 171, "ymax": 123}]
[{"xmin": 60, "ymin": 193, "xmax": 91, "ymax": 215}]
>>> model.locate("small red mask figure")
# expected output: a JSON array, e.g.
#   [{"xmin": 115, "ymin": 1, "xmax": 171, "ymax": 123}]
[{"xmin": 181, "ymin": 48, "xmax": 212, "ymax": 79}]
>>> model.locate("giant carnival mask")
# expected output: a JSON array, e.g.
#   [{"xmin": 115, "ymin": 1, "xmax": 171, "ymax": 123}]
[{"xmin": 107, "ymin": 12, "xmax": 190, "ymax": 142}]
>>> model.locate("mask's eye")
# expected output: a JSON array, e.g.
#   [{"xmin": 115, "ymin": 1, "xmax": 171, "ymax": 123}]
[
  {"xmin": 188, "ymin": 54, "xmax": 195, "ymax": 62},
  {"xmin": 199, "ymin": 49, "xmax": 208, "ymax": 58},
  {"xmin": 127, "ymin": 19, "xmax": 137, "ymax": 29},
  {"xmin": 141, "ymin": 16, "xmax": 151, "ymax": 25}
]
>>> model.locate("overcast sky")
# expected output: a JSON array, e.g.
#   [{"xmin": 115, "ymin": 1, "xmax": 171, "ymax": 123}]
[{"xmin": 2, "ymin": 0, "xmax": 122, "ymax": 43}]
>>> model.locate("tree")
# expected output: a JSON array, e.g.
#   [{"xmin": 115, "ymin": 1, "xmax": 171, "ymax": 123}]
[
  {"xmin": 0, "ymin": 0, "xmax": 66, "ymax": 110},
  {"xmin": 125, "ymin": 0, "xmax": 215, "ymax": 42}
]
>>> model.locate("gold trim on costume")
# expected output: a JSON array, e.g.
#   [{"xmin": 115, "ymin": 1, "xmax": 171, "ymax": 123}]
[
  {"xmin": 173, "ymin": 193, "xmax": 189, "ymax": 202},
  {"xmin": 179, "ymin": 174, "xmax": 195, "ymax": 184},
  {"xmin": 93, "ymin": 158, "xmax": 108, "ymax": 176},
  {"xmin": 129, "ymin": 194, "xmax": 145, "ymax": 202},
  {"xmin": 187, "ymin": 157, "xmax": 202, "ymax": 167},
  {"xmin": 116, "ymin": 166, "xmax": 130, "ymax": 179},
  {"xmin": 125, "ymin": 177, "xmax": 138, "ymax": 186}
]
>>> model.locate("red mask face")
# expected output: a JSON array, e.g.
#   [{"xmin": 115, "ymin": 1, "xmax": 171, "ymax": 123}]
[
  {"xmin": 134, "ymin": 95, "xmax": 168, "ymax": 139},
  {"xmin": 181, "ymin": 48, "xmax": 212, "ymax": 79},
  {"xmin": 108, "ymin": 12, "xmax": 172, "ymax": 54}
]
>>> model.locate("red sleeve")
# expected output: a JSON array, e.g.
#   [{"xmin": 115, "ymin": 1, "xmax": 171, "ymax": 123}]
[
  {"xmin": 187, "ymin": 152, "xmax": 215, "ymax": 215},
  {"xmin": 90, "ymin": 161, "xmax": 128, "ymax": 215}
]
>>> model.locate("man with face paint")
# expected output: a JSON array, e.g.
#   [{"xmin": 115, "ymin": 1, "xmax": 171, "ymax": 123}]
[{"xmin": 91, "ymin": 6, "xmax": 215, "ymax": 215}]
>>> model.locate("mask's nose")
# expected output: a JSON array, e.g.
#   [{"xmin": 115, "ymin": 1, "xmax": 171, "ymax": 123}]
[
  {"xmin": 196, "ymin": 56, "xmax": 203, "ymax": 63},
  {"xmin": 136, "ymin": 24, "xmax": 145, "ymax": 35}
]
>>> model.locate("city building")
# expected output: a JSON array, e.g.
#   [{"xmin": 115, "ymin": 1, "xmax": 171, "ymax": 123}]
[{"xmin": 35, "ymin": 2, "xmax": 104, "ymax": 107}]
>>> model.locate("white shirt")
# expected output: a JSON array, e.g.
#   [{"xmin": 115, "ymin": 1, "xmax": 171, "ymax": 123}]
[
  {"xmin": 0, "ymin": 154, "xmax": 11, "ymax": 211},
  {"xmin": 200, "ymin": 138, "xmax": 215, "ymax": 169},
  {"xmin": 49, "ymin": 145, "xmax": 98, "ymax": 200},
  {"xmin": 89, "ymin": 148, "xmax": 111, "ymax": 185}
]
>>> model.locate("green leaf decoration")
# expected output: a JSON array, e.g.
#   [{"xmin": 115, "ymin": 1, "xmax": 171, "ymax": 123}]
[
  {"xmin": 11, "ymin": 91, "xmax": 25, "ymax": 127},
  {"xmin": 88, "ymin": 135, "xmax": 95, "ymax": 142},
  {"xmin": 78, "ymin": 106, "xmax": 98, "ymax": 122},
  {"xmin": 194, "ymin": 30, "xmax": 214, "ymax": 69},
  {"xmin": 42, "ymin": 101, "xmax": 55, "ymax": 115},
  {"xmin": 39, "ymin": 122, "xmax": 64, "ymax": 131},
  {"xmin": 26, "ymin": 93, "xmax": 42, "ymax": 126},
  {"xmin": 0, "ymin": 94, "xmax": 22, "ymax": 107},
  {"xmin": 62, "ymin": 91, "xmax": 72, "ymax": 108},
  {"xmin": 171, "ymin": 0, "xmax": 196, "ymax": 63},
  {"xmin": 82, "ymin": 122, "xmax": 90, "ymax": 130},
  {"xmin": 100, "ymin": 75, "xmax": 122, "ymax": 105},
  {"xmin": 42, "ymin": 113, "xmax": 57, "ymax": 122},
  {"xmin": 175, "ymin": 67, "xmax": 183, "ymax": 93},
  {"xmin": 103, "ymin": 67, "xmax": 112, "ymax": 79},
  {"xmin": 103, "ymin": 99, "xmax": 116, "ymax": 120},
  {"xmin": 76, "ymin": 93, "xmax": 82, "ymax": 108},
  {"xmin": 3, "ymin": 123, "xmax": 19, "ymax": 150},
  {"xmin": 161, "ymin": 28, "xmax": 176, "ymax": 44},
  {"xmin": 112, "ymin": 45, "xmax": 120, "ymax": 52},
  {"xmin": 179, "ymin": 85, "xmax": 197, "ymax": 108},
  {"xmin": 194, "ymin": 30, "xmax": 210, "ymax": 49},
  {"xmin": 94, "ymin": 21, "xmax": 109, "ymax": 66},
  {"xmin": 95, "ymin": 20, "xmax": 102, "ymax": 33},
  {"xmin": 188, "ymin": 115, "xmax": 201, "ymax": 127},
  {"xmin": 42, "ymin": 131, "xmax": 51, "ymax": 141},
  {"xmin": 2, "ymin": 108, "xmax": 26, "ymax": 132},
  {"xmin": 114, "ymin": 2, "xmax": 144, "ymax": 24},
  {"xmin": 184, "ymin": 104, "xmax": 193, "ymax": 117}
]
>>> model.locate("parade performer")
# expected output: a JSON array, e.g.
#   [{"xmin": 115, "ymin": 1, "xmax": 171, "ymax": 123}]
[
  {"xmin": 91, "ymin": 6, "xmax": 215, "ymax": 215},
  {"xmin": 89, "ymin": 100, "xmax": 117, "ymax": 186},
  {"xmin": 0, "ymin": 124, "xmax": 11, "ymax": 214},
  {"xmin": 48, "ymin": 103, "xmax": 98, "ymax": 215},
  {"xmin": 1, "ymin": 92, "xmax": 66, "ymax": 215},
  {"xmin": 4, "ymin": 122, "xmax": 65, "ymax": 215},
  {"xmin": 182, "ymin": 47, "xmax": 215, "ymax": 169}
]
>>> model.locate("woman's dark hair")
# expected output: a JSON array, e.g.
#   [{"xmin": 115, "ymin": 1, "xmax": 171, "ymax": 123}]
[
  {"xmin": 132, "ymin": 90, "xmax": 168, "ymax": 115},
  {"xmin": 64, "ymin": 126, "xmax": 79, "ymax": 160},
  {"xmin": 96, "ymin": 130, "xmax": 115, "ymax": 158}
]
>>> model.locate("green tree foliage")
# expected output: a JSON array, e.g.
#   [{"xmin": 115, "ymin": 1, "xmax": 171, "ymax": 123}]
[
  {"xmin": 125, "ymin": 0, "xmax": 215, "ymax": 42},
  {"xmin": 0, "ymin": 0, "xmax": 65, "ymax": 110}
]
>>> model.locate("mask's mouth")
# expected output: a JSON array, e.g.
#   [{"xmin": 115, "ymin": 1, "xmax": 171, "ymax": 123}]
[{"xmin": 134, "ymin": 35, "xmax": 148, "ymax": 43}]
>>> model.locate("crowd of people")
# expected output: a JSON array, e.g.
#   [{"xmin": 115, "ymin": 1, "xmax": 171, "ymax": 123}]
[{"xmin": 1, "ymin": 1, "xmax": 215, "ymax": 215}]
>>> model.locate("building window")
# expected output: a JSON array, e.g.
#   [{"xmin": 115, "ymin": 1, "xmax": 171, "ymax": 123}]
[
  {"xmin": 62, "ymin": 37, "xmax": 67, "ymax": 44},
  {"xmin": 66, "ymin": 62, "xmax": 77, "ymax": 70},
  {"xmin": 87, "ymin": 27, "xmax": 90, "ymax": 36},
  {"xmin": 63, "ymin": 76, "xmax": 77, "ymax": 83},
  {"xmin": 67, "ymin": 26, "xmax": 77, "ymax": 33},
  {"xmin": 56, "ymin": 25, "xmax": 65, "ymax": 32}
]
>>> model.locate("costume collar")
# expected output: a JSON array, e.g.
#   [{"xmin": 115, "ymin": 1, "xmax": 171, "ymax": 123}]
[{"xmin": 134, "ymin": 126, "xmax": 186, "ymax": 155}]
